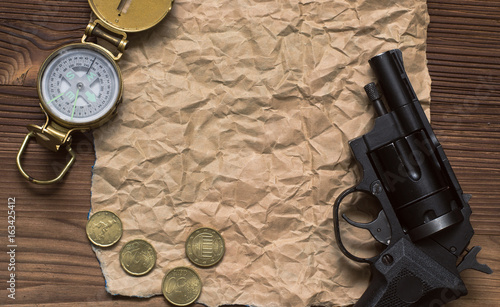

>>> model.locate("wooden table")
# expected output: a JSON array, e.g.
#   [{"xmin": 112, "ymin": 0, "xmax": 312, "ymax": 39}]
[{"xmin": 0, "ymin": 0, "xmax": 498, "ymax": 306}]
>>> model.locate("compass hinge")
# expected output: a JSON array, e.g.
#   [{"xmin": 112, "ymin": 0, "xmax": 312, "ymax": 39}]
[
  {"xmin": 83, "ymin": 19, "xmax": 128, "ymax": 61},
  {"xmin": 27, "ymin": 121, "xmax": 72, "ymax": 152}
]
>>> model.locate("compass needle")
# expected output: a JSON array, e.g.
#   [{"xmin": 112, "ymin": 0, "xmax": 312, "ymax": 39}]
[
  {"xmin": 71, "ymin": 88, "xmax": 80, "ymax": 120},
  {"xmin": 48, "ymin": 92, "xmax": 65, "ymax": 104},
  {"xmin": 86, "ymin": 57, "xmax": 96, "ymax": 74}
]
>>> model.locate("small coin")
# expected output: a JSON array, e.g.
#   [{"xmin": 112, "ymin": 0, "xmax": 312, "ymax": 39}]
[
  {"xmin": 119, "ymin": 239, "xmax": 156, "ymax": 276},
  {"xmin": 185, "ymin": 227, "xmax": 225, "ymax": 267},
  {"xmin": 86, "ymin": 211, "xmax": 122, "ymax": 247},
  {"xmin": 162, "ymin": 266, "xmax": 202, "ymax": 306}
]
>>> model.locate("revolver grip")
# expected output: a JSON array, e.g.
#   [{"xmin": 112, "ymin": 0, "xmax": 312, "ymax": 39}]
[{"xmin": 356, "ymin": 238, "xmax": 467, "ymax": 307}]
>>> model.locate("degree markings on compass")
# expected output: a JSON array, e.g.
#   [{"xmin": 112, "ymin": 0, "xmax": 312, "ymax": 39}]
[{"xmin": 42, "ymin": 47, "xmax": 121, "ymax": 122}]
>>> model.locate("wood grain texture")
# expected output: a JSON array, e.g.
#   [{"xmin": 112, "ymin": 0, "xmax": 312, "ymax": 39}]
[{"xmin": 0, "ymin": 0, "xmax": 499, "ymax": 306}]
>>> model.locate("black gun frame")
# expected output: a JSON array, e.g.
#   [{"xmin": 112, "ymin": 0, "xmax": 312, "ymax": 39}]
[{"xmin": 333, "ymin": 49, "xmax": 492, "ymax": 307}]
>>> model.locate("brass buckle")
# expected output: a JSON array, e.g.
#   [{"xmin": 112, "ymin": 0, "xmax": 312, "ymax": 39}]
[{"xmin": 16, "ymin": 124, "xmax": 76, "ymax": 185}]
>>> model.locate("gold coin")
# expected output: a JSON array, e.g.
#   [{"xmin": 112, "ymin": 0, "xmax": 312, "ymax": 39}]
[
  {"xmin": 185, "ymin": 227, "xmax": 225, "ymax": 267},
  {"xmin": 162, "ymin": 267, "xmax": 202, "ymax": 306},
  {"xmin": 119, "ymin": 239, "xmax": 156, "ymax": 276},
  {"xmin": 86, "ymin": 211, "xmax": 122, "ymax": 247}
]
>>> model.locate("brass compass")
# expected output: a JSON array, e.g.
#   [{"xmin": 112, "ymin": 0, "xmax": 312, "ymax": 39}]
[{"xmin": 16, "ymin": 0, "xmax": 173, "ymax": 184}]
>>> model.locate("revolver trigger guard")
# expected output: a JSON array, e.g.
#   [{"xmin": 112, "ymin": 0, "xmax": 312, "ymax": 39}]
[
  {"xmin": 342, "ymin": 210, "xmax": 391, "ymax": 245},
  {"xmin": 333, "ymin": 187, "xmax": 372, "ymax": 264}
]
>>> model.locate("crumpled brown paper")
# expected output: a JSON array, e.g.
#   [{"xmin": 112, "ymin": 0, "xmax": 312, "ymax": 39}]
[{"xmin": 90, "ymin": 0, "xmax": 431, "ymax": 306}]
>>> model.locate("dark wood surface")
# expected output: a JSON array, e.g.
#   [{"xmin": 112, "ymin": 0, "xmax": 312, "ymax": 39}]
[{"xmin": 0, "ymin": 0, "xmax": 499, "ymax": 306}]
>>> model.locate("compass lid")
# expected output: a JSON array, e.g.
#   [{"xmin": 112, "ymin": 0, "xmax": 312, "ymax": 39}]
[{"xmin": 88, "ymin": 0, "xmax": 173, "ymax": 33}]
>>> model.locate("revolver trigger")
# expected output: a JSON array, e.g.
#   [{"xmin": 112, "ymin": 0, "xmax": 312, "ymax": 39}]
[
  {"xmin": 457, "ymin": 246, "xmax": 493, "ymax": 274},
  {"xmin": 342, "ymin": 210, "xmax": 391, "ymax": 245}
]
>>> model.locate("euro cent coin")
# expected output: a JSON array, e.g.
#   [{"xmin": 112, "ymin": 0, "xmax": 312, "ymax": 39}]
[
  {"xmin": 86, "ymin": 210, "xmax": 122, "ymax": 247},
  {"xmin": 162, "ymin": 267, "xmax": 202, "ymax": 306},
  {"xmin": 119, "ymin": 239, "xmax": 156, "ymax": 276},
  {"xmin": 185, "ymin": 227, "xmax": 225, "ymax": 267}
]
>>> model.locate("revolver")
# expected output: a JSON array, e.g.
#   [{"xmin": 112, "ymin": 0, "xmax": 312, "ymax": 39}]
[{"xmin": 333, "ymin": 49, "xmax": 492, "ymax": 306}]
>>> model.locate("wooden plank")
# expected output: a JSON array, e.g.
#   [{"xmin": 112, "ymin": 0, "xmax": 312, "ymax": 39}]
[
  {"xmin": 0, "ymin": 0, "xmax": 499, "ymax": 306},
  {"xmin": 427, "ymin": 1, "xmax": 500, "ymax": 303}
]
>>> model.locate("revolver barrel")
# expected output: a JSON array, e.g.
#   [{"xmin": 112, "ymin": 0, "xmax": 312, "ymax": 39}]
[{"xmin": 369, "ymin": 50, "xmax": 418, "ymax": 110}]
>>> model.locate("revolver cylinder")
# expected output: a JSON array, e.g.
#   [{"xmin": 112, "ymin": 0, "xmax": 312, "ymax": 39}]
[{"xmin": 367, "ymin": 50, "xmax": 464, "ymax": 241}]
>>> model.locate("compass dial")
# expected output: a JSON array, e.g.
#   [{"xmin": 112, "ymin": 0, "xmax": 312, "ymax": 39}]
[{"xmin": 38, "ymin": 44, "xmax": 122, "ymax": 126}]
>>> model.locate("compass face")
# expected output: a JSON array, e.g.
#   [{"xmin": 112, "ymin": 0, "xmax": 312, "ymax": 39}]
[{"xmin": 39, "ymin": 44, "xmax": 122, "ymax": 126}]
